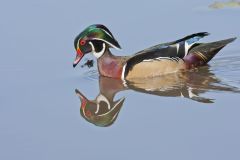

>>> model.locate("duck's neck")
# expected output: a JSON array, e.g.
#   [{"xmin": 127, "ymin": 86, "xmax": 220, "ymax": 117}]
[{"xmin": 97, "ymin": 49, "xmax": 125, "ymax": 79}]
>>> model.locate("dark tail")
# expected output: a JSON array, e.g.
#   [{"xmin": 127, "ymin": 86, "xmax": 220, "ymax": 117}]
[{"xmin": 184, "ymin": 37, "xmax": 237, "ymax": 68}]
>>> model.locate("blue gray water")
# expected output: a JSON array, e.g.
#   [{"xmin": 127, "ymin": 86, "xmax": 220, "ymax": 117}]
[{"xmin": 1, "ymin": 0, "xmax": 240, "ymax": 160}]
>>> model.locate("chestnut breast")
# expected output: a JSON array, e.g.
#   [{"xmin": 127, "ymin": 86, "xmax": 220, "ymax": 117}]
[{"xmin": 98, "ymin": 56, "xmax": 123, "ymax": 78}]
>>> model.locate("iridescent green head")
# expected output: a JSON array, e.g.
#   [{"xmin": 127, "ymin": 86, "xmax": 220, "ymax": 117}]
[{"xmin": 73, "ymin": 24, "xmax": 121, "ymax": 67}]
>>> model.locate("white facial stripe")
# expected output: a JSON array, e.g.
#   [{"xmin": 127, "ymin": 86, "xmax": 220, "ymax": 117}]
[
  {"xmin": 101, "ymin": 29, "xmax": 113, "ymax": 38},
  {"xmin": 89, "ymin": 41, "xmax": 106, "ymax": 59},
  {"xmin": 92, "ymin": 38, "xmax": 120, "ymax": 50},
  {"xmin": 77, "ymin": 38, "xmax": 80, "ymax": 50}
]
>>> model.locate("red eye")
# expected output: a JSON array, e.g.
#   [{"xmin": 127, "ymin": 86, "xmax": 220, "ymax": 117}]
[
  {"xmin": 86, "ymin": 110, "xmax": 92, "ymax": 117},
  {"xmin": 80, "ymin": 39, "xmax": 86, "ymax": 46}
]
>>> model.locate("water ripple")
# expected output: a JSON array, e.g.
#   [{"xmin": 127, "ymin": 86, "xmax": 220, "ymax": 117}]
[
  {"xmin": 209, "ymin": 51, "xmax": 240, "ymax": 87},
  {"xmin": 80, "ymin": 69, "xmax": 99, "ymax": 81}
]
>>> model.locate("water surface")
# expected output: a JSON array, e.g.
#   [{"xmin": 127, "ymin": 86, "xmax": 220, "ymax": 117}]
[{"xmin": 0, "ymin": 0, "xmax": 240, "ymax": 160}]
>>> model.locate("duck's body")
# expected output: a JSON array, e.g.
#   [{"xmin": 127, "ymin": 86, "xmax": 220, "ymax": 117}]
[
  {"xmin": 96, "ymin": 48, "xmax": 186, "ymax": 79},
  {"xmin": 124, "ymin": 58, "xmax": 186, "ymax": 79},
  {"xmin": 73, "ymin": 24, "xmax": 236, "ymax": 80}
]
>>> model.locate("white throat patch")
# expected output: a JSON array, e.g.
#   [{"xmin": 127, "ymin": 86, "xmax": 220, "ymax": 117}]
[
  {"xmin": 95, "ymin": 94, "xmax": 111, "ymax": 114},
  {"xmin": 89, "ymin": 41, "xmax": 106, "ymax": 59}
]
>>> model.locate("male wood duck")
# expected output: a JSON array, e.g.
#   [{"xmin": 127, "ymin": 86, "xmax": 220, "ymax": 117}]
[{"xmin": 73, "ymin": 24, "xmax": 236, "ymax": 80}]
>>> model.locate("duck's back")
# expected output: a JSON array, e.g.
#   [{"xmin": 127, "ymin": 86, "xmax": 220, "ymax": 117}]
[
  {"xmin": 123, "ymin": 33, "xmax": 236, "ymax": 80},
  {"xmin": 123, "ymin": 33, "xmax": 206, "ymax": 79}
]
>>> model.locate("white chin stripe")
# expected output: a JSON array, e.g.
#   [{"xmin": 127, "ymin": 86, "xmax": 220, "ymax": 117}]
[
  {"xmin": 95, "ymin": 94, "xmax": 110, "ymax": 114},
  {"xmin": 89, "ymin": 42, "xmax": 106, "ymax": 58}
]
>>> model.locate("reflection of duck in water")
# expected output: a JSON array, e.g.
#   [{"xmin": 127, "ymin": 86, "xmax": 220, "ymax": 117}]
[
  {"xmin": 75, "ymin": 78, "xmax": 125, "ymax": 127},
  {"xmin": 76, "ymin": 67, "xmax": 239, "ymax": 127},
  {"xmin": 126, "ymin": 66, "xmax": 240, "ymax": 103}
]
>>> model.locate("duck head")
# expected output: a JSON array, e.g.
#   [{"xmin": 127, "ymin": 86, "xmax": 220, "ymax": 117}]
[{"xmin": 73, "ymin": 24, "xmax": 121, "ymax": 67}]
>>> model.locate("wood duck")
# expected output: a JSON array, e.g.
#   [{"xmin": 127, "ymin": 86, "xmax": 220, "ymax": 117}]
[{"xmin": 73, "ymin": 24, "xmax": 236, "ymax": 80}]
